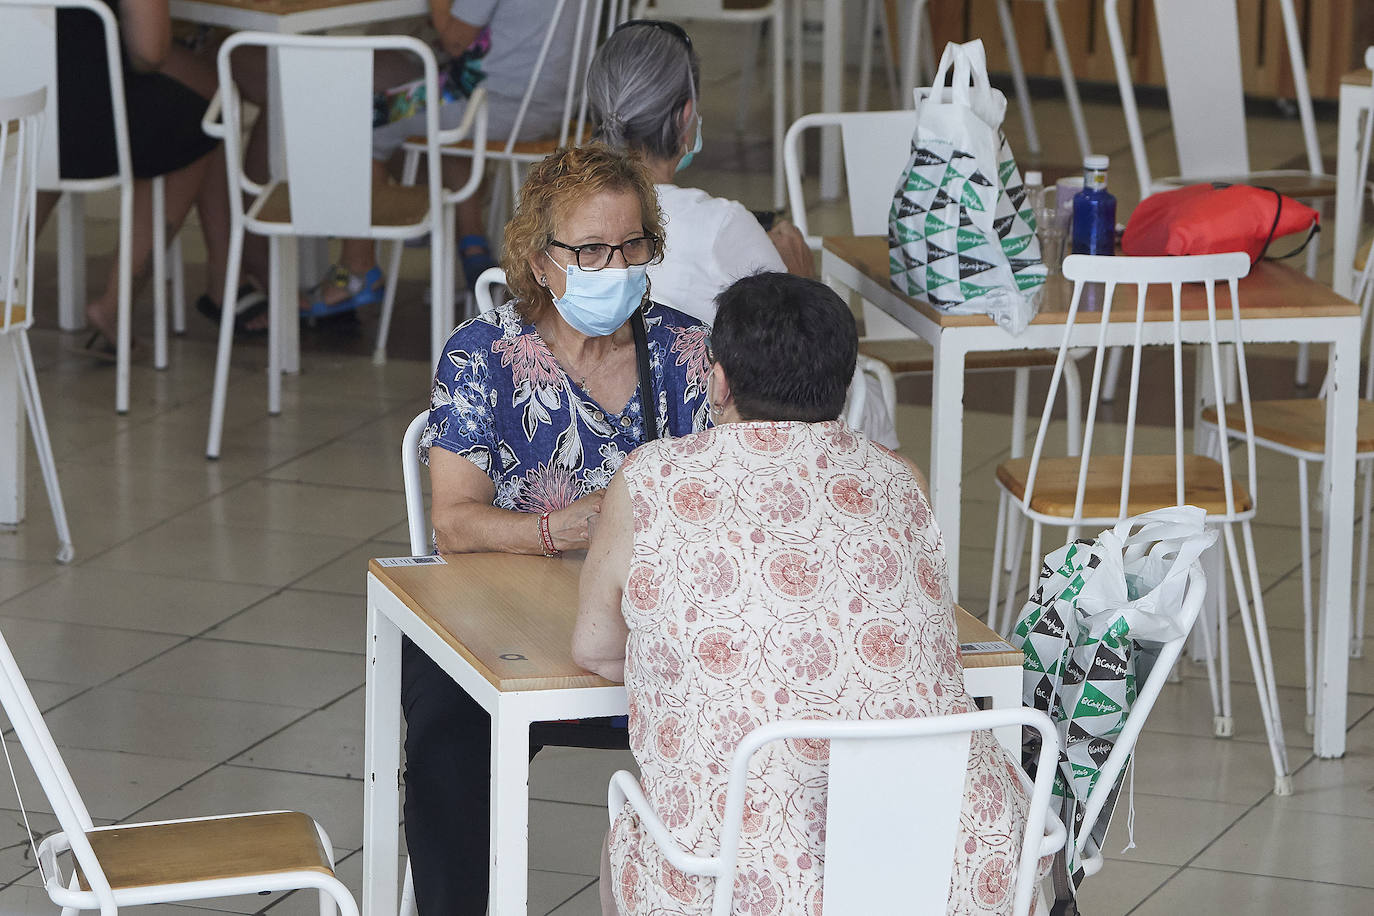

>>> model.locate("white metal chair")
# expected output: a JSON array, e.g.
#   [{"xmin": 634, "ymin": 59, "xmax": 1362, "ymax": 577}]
[
  {"xmin": 203, "ymin": 33, "xmax": 483, "ymax": 459},
  {"xmin": 0, "ymin": 88, "xmax": 73, "ymax": 565},
  {"xmin": 1199, "ymin": 79, "xmax": 1374, "ymax": 727},
  {"xmin": 988, "ymin": 250, "xmax": 1292, "ymax": 795},
  {"xmin": 1100, "ymin": 0, "xmax": 1332, "ymax": 393},
  {"xmin": 0, "ymin": 0, "xmax": 186, "ymax": 414},
  {"xmin": 635, "ymin": 0, "xmax": 787, "ymax": 209},
  {"xmin": 784, "ymin": 109, "xmax": 1083, "ymax": 455},
  {"xmin": 0, "ymin": 623, "xmax": 358, "ymax": 915},
  {"xmin": 859, "ymin": 0, "xmax": 1090, "ymax": 162},
  {"xmin": 608, "ymin": 707, "xmax": 1064, "ymax": 916}
]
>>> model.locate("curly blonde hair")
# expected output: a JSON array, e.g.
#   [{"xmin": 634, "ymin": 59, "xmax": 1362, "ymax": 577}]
[{"xmin": 500, "ymin": 144, "xmax": 664, "ymax": 323}]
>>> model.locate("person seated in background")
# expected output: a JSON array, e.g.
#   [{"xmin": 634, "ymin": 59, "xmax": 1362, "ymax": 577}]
[
  {"xmin": 261, "ymin": 0, "xmax": 577, "ymax": 318},
  {"xmin": 585, "ymin": 19, "xmax": 898, "ymax": 449},
  {"xmin": 575, "ymin": 272, "xmax": 1036, "ymax": 916},
  {"xmin": 41, "ymin": 0, "xmax": 269, "ymax": 348},
  {"xmin": 409, "ymin": 144, "xmax": 711, "ymax": 912}
]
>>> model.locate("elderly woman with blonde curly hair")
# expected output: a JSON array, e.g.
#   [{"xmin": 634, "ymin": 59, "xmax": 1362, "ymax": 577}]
[{"xmin": 407, "ymin": 143, "xmax": 712, "ymax": 913}]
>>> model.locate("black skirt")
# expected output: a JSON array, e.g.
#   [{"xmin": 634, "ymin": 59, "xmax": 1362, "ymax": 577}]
[{"xmin": 56, "ymin": 4, "xmax": 220, "ymax": 181}]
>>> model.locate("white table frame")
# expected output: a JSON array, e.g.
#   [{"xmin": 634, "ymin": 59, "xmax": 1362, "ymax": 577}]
[
  {"xmin": 822, "ymin": 245, "xmax": 1362, "ymax": 760},
  {"xmin": 361, "ymin": 571, "xmax": 1024, "ymax": 916},
  {"xmin": 1332, "ymin": 69, "xmax": 1373, "ymax": 300}
]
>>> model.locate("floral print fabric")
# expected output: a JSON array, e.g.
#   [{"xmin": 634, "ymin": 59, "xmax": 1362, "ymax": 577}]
[
  {"xmin": 423, "ymin": 300, "xmax": 712, "ymax": 509},
  {"xmin": 611, "ymin": 421, "xmax": 1037, "ymax": 915}
]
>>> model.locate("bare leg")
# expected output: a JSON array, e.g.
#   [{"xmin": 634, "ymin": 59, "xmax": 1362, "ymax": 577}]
[{"xmin": 87, "ymin": 154, "xmax": 211, "ymax": 342}]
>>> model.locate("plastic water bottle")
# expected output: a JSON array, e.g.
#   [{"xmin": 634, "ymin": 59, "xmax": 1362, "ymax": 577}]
[
  {"xmin": 1071, "ymin": 154, "xmax": 1116, "ymax": 309},
  {"xmin": 1024, "ymin": 170, "xmax": 1062, "ymax": 277}
]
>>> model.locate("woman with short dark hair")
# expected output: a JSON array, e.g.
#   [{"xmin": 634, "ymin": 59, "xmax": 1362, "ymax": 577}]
[{"xmin": 576, "ymin": 272, "xmax": 1034, "ymax": 916}]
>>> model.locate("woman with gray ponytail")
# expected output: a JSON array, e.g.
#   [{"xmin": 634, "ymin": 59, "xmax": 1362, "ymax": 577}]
[{"xmin": 586, "ymin": 19, "xmax": 813, "ymax": 324}]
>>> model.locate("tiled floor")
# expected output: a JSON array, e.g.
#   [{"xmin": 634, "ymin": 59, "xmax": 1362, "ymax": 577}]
[{"xmin": 3, "ymin": 18, "xmax": 1374, "ymax": 916}]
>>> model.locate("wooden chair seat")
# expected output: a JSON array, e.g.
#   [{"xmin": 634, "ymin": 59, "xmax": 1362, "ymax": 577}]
[
  {"xmin": 857, "ymin": 338, "xmax": 1062, "ymax": 374},
  {"xmin": 0, "ymin": 302, "xmax": 26, "ymax": 328},
  {"xmin": 77, "ymin": 812, "xmax": 333, "ymax": 891},
  {"xmin": 407, "ymin": 120, "xmax": 590, "ymax": 159},
  {"xmin": 996, "ymin": 453, "xmax": 1252, "ymax": 518},
  {"xmin": 254, "ymin": 183, "xmax": 432, "ymax": 227},
  {"xmin": 1356, "ymin": 238, "xmax": 1372, "ymax": 272},
  {"xmin": 1201, "ymin": 399, "xmax": 1374, "ymax": 454},
  {"xmin": 1163, "ymin": 172, "xmax": 1337, "ymax": 201}
]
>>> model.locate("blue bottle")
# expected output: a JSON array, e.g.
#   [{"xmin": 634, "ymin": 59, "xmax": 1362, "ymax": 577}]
[{"xmin": 1071, "ymin": 154, "xmax": 1116, "ymax": 309}]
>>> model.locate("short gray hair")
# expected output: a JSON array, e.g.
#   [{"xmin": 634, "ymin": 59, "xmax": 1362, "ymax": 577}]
[{"xmin": 586, "ymin": 23, "xmax": 700, "ymax": 162}]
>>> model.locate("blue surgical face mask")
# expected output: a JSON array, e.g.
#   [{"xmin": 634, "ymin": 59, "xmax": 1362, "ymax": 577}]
[
  {"xmin": 676, "ymin": 114, "xmax": 702, "ymax": 173},
  {"xmin": 546, "ymin": 253, "xmax": 648, "ymax": 338}
]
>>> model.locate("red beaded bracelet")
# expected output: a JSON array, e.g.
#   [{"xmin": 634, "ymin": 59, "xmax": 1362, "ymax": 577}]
[{"xmin": 538, "ymin": 511, "xmax": 560, "ymax": 557}]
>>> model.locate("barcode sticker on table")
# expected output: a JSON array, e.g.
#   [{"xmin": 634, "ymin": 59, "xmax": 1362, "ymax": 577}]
[
  {"xmin": 960, "ymin": 641, "xmax": 1012, "ymax": 653},
  {"xmin": 375, "ymin": 555, "xmax": 447, "ymax": 567}
]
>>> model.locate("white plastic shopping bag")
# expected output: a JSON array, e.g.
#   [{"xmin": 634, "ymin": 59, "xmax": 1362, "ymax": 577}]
[{"xmin": 888, "ymin": 39, "xmax": 1046, "ymax": 334}]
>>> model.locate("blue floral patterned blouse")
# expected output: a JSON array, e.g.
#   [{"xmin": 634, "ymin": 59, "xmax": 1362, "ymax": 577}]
[{"xmin": 423, "ymin": 300, "xmax": 713, "ymax": 512}]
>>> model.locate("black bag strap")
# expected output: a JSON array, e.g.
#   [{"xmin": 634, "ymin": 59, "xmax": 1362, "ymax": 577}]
[
  {"xmin": 1254, "ymin": 184, "xmax": 1321, "ymax": 263},
  {"xmin": 632, "ymin": 309, "xmax": 659, "ymax": 442}
]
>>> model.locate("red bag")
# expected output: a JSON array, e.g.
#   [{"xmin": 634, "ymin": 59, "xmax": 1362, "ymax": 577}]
[{"xmin": 1121, "ymin": 183, "xmax": 1319, "ymax": 263}]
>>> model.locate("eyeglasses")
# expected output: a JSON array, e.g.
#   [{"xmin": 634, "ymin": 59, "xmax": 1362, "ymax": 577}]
[
  {"xmin": 615, "ymin": 18, "xmax": 692, "ymax": 50},
  {"xmin": 549, "ymin": 235, "xmax": 661, "ymax": 271}
]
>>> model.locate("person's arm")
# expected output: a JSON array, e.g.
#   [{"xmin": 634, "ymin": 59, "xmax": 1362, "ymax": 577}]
[
  {"xmin": 119, "ymin": 0, "xmax": 172, "ymax": 72},
  {"xmin": 429, "ymin": 447, "xmax": 604, "ymax": 554},
  {"xmin": 429, "ymin": 0, "xmax": 484, "ymax": 58},
  {"xmin": 767, "ymin": 218, "xmax": 816, "ymax": 277},
  {"xmin": 573, "ymin": 470, "xmax": 632, "ymax": 681}
]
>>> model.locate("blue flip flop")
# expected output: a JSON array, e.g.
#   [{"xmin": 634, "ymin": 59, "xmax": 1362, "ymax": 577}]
[{"xmin": 301, "ymin": 264, "xmax": 384, "ymax": 320}]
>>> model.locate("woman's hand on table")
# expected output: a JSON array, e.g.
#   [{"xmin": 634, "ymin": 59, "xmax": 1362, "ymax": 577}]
[{"xmin": 549, "ymin": 490, "xmax": 605, "ymax": 552}]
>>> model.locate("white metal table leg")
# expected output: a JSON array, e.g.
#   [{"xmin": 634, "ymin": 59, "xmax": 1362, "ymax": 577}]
[
  {"xmin": 489, "ymin": 701, "xmax": 531, "ymax": 916},
  {"xmin": 819, "ymin": 0, "xmax": 844, "ymax": 200},
  {"xmin": 1316, "ymin": 329, "xmax": 1360, "ymax": 758},
  {"xmin": 930, "ymin": 336, "xmax": 967, "ymax": 600},
  {"xmin": 0, "ymin": 344, "xmax": 24, "ymax": 526},
  {"xmin": 55, "ymin": 193, "xmax": 85, "ymax": 331},
  {"xmin": 1331, "ymin": 79, "xmax": 1370, "ymax": 298},
  {"xmin": 278, "ymin": 235, "xmax": 301, "ymax": 377},
  {"xmin": 363, "ymin": 578, "xmax": 403, "ymax": 916}
]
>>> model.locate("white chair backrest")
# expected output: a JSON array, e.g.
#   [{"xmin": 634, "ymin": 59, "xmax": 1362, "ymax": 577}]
[
  {"xmin": 501, "ymin": 0, "xmax": 602, "ymax": 154},
  {"xmin": 1108, "ymin": 0, "xmax": 1321, "ymax": 194},
  {"xmin": 634, "ymin": 0, "xmax": 775, "ymax": 16},
  {"xmin": 1023, "ymin": 252, "xmax": 1258, "ymax": 524},
  {"xmin": 784, "ymin": 110, "xmax": 918, "ymax": 247},
  {"xmin": 474, "ymin": 266, "xmax": 509, "ymax": 314},
  {"xmin": 0, "ymin": 0, "xmax": 130, "ymax": 189},
  {"xmin": 0, "ymin": 88, "xmax": 44, "ymax": 331},
  {"xmin": 402, "ymin": 411, "xmax": 429, "ymax": 556},
  {"xmin": 0, "ymin": 626, "xmax": 119, "ymax": 909},
  {"xmin": 213, "ymin": 32, "xmax": 444, "ymax": 238},
  {"xmin": 1072, "ymin": 560, "xmax": 1207, "ymax": 875},
  {"xmin": 611, "ymin": 707, "xmax": 1063, "ymax": 916}
]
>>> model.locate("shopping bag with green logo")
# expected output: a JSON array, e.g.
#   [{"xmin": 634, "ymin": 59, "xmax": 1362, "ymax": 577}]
[
  {"xmin": 888, "ymin": 38, "xmax": 1046, "ymax": 335},
  {"xmin": 1009, "ymin": 507, "xmax": 1216, "ymax": 880}
]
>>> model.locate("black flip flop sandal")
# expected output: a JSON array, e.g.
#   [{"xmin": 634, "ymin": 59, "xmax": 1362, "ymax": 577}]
[{"xmin": 196, "ymin": 285, "xmax": 269, "ymax": 338}]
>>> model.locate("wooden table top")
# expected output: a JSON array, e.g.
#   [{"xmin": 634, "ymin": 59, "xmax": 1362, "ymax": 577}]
[
  {"xmin": 1341, "ymin": 68, "xmax": 1372, "ymax": 88},
  {"xmin": 369, "ymin": 554, "xmax": 1022, "ymax": 692},
  {"xmin": 825, "ymin": 235, "xmax": 1359, "ymax": 330}
]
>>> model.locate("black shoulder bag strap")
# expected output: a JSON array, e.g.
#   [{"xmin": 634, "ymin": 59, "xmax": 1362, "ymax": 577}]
[{"xmin": 631, "ymin": 309, "xmax": 659, "ymax": 442}]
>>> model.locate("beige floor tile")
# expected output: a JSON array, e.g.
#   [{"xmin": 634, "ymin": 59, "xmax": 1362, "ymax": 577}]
[
  {"xmin": 531, "ymin": 746, "xmax": 638, "ymax": 808},
  {"xmin": 529, "ymin": 800, "xmax": 611, "ymax": 877},
  {"xmin": 2, "ymin": 738, "xmax": 209, "ymax": 822},
  {"xmin": 205, "ymin": 588, "xmax": 366, "ymax": 654},
  {"xmin": 233, "ymin": 689, "xmax": 364, "ymax": 780},
  {"xmin": 1132, "ymin": 868, "xmax": 1374, "ymax": 916},
  {"xmin": 1193, "ymin": 803, "xmax": 1374, "ymax": 887},
  {"xmin": 41, "ymin": 687, "xmax": 303, "ymax": 763},
  {"xmin": 1126, "ymin": 730, "xmax": 1295, "ymax": 805},
  {"xmin": 1068, "ymin": 859, "xmax": 1177, "ymax": 916},
  {"xmin": 0, "ymin": 614, "xmax": 181, "ymax": 686},
  {"xmin": 0, "ymin": 807, "xmax": 67, "ymax": 886},
  {"xmin": 264, "ymin": 439, "xmax": 406, "ymax": 492},
  {"xmin": 292, "ymin": 541, "xmax": 411, "ymax": 596},
  {"xmin": 1099, "ymin": 792, "xmax": 1250, "ymax": 867},
  {"xmin": 547, "ymin": 882, "xmax": 603, "ymax": 916},
  {"xmin": 26, "ymin": 678, "xmax": 87, "ymax": 711},
  {"xmin": 132, "ymin": 764, "xmax": 364, "ymax": 850},
  {"xmin": 0, "ymin": 567, "xmax": 273, "ymax": 635},
  {"xmin": 0, "ymin": 558, "xmax": 59, "ymax": 602},
  {"xmin": 87, "ymin": 516, "xmax": 366, "ymax": 587},
  {"xmin": 109, "ymin": 638, "xmax": 363, "ymax": 709},
  {"xmin": 180, "ymin": 479, "xmax": 406, "ymax": 538}
]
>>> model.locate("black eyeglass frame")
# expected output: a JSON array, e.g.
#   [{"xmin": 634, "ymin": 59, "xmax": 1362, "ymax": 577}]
[
  {"xmin": 615, "ymin": 18, "xmax": 692, "ymax": 50},
  {"xmin": 547, "ymin": 235, "xmax": 662, "ymax": 271}
]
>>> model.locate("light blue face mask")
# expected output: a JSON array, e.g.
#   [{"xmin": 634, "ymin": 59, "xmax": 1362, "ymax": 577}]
[
  {"xmin": 676, "ymin": 114, "xmax": 703, "ymax": 173},
  {"xmin": 547, "ymin": 253, "xmax": 648, "ymax": 338}
]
